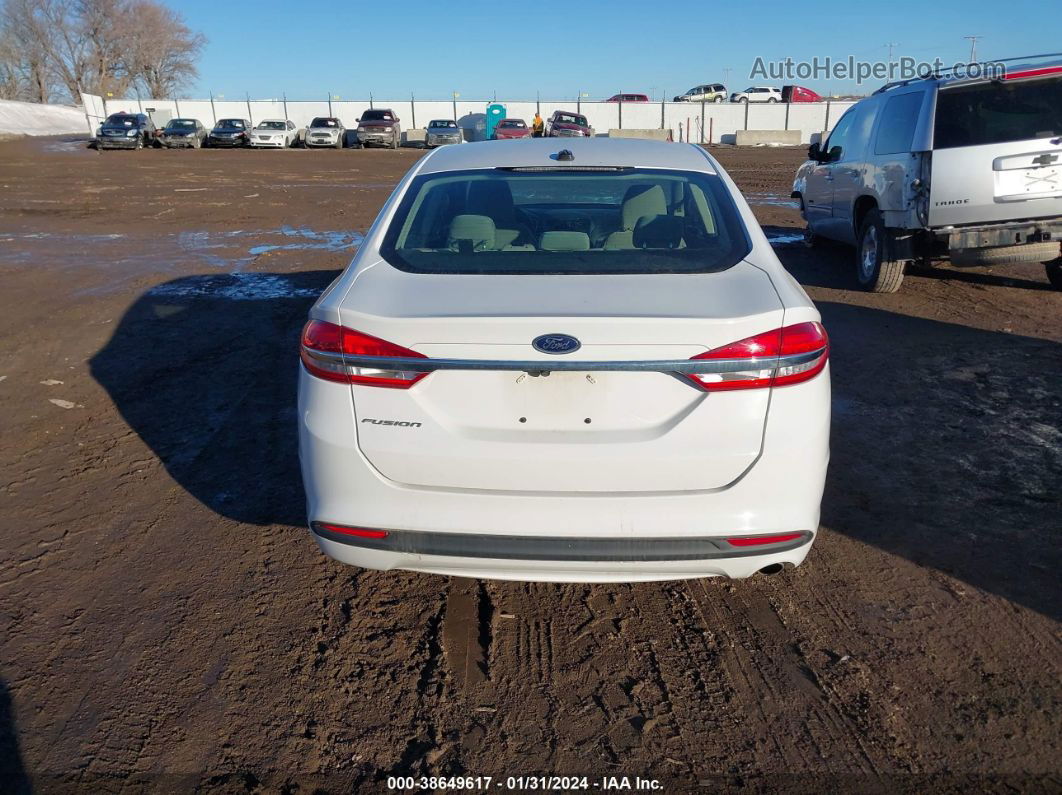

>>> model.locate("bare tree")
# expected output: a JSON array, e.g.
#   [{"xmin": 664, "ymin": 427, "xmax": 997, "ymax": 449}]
[
  {"xmin": 127, "ymin": 1, "xmax": 203, "ymax": 98},
  {"xmin": 0, "ymin": 0, "xmax": 56, "ymax": 102},
  {"xmin": 0, "ymin": 0, "xmax": 205, "ymax": 102}
]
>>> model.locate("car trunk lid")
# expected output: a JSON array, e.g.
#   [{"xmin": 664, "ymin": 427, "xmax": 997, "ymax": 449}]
[{"xmin": 339, "ymin": 261, "xmax": 785, "ymax": 493}]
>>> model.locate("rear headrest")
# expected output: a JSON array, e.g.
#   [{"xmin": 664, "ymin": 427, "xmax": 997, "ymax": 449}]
[
  {"xmin": 633, "ymin": 215, "xmax": 683, "ymax": 249},
  {"xmin": 621, "ymin": 184, "xmax": 667, "ymax": 230},
  {"xmin": 539, "ymin": 231, "xmax": 590, "ymax": 251},
  {"xmin": 448, "ymin": 214, "xmax": 496, "ymax": 251}
]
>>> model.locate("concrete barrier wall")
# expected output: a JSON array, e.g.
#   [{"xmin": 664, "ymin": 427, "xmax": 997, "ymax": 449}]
[
  {"xmin": 98, "ymin": 96, "xmax": 858, "ymax": 144},
  {"xmin": 734, "ymin": 129, "xmax": 803, "ymax": 146},
  {"xmin": 608, "ymin": 128, "xmax": 670, "ymax": 141}
]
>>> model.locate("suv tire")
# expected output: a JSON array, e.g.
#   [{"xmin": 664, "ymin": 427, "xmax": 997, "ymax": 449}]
[
  {"xmin": 857, "ymin": 209, "xmax": 905, "ymax": 293},
  {"xmin": 951, "ymin": 242, "xmax": 1060, "ymax": 267},
  {"xmin": 1045, "ymin": 258, "xmax": 1062, "ymax": 291}
]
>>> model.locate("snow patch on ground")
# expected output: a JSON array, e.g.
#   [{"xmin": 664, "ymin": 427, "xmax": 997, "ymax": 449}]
[{"xmin": 0, "ymin": 99, "xmax": 88, "ymax": 136}]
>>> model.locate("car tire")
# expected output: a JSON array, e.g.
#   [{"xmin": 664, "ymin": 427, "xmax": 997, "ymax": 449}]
[
  {"xmin": 737, "ymin": 97, "xmax": 748, "ymax": 104},
  {"xmin": 335, "ymin": 133, "xmax": 343, "ymax": 149},
  {"xmin": 391, "ymin": 131, "xmax": 399, "ymax": 150},
  {"xmin": 768, "ymin": 97, "xmax": 779, "ymax": 103},
  {"xmin": 135, "ymin": 135, "xmax": 143, "ymax": 150},
  {"xmin": 1045, "ymin": 258, "xmax": 1062, "ymax": 290},
  {"xmin": 856, "ymin": 209, "xmax": 905, "ymax": 293},
  {"xmin": 713, "ymin": 95, "xmax": 723, "ymax": 103},
  {"xmin": 951, "ymin": 242, "xmax": 1060, "ymax": 267}
]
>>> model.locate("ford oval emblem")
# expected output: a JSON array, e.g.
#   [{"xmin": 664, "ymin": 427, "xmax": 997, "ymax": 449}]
[{"xmin": 532, "ymin": 334, "xmax": 581, "ymax": 355}]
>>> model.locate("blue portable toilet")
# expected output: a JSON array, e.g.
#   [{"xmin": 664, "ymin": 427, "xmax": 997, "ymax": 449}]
[{"xmin": 486, "ymin": 103, "xmax": 506, "ymax": 140}]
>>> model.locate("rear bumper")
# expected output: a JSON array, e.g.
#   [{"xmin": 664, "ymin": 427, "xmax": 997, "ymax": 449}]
[
  {"xmin": 298, "ymin": 364, "xmax": 830, "ymax": 582},
  {"xmin": 939, "ymin": 218, "xmax": 1062, "ymax": 250}
]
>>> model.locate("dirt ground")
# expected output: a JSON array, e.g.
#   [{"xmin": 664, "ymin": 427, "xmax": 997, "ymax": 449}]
[{"xmin": 0, "ymin": 136, "xmax": 1059, "ymax": 793}]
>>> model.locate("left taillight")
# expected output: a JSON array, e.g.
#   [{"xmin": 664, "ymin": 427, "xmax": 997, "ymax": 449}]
[
  {"xmin": 300, "ymin": 319, "xmax": 428, "ymax": 389},
  {"xmin": 683, "ymin": 322, "xmax": 829, "ymax": 391}
]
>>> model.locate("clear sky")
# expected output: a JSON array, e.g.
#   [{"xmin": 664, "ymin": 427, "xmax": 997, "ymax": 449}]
[{"xmin": 174, "ymin": 0, "xmax": 1061, "ymax": 100}]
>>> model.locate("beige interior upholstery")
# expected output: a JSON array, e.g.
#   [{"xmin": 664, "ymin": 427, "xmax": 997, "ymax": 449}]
[
  {"xmin": 448, "ymin": 214, "xmax": 496, "ymax": 251},
  {"xmin": 604, "ymin": 185, "xmax": 669, "ymax": 250},
  {"xmin": 539, "ymin": 231, "xmax": 590, "ymax": 251}
]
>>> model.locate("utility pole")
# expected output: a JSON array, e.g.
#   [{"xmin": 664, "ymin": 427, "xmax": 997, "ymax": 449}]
[
  {"xmin": 884, "ymin": 42, "xmax": 900, "ymax": 60},
  {"xmin": 963, "ymin": 35, "xmax": 982, "ymax": 63},
  {"xmin": 722, "ymin": 67, "xmax": 732, "ymax": 86}
]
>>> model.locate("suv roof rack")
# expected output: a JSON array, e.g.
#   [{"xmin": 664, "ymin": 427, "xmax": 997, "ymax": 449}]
[{"xmin": 873, "ymin": 51, "xmax": 1062, "ymax": 95}]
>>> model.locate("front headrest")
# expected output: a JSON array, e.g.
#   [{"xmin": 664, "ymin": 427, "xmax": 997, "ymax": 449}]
[
  {"xmin": 621, "ymin": 185, "xmax": 667, "ymax": 230},
  {"xmin": 448, "ymin": 214, "xmax": 496, "ymax": 251},
  {"xmin": 633, "ymin": 215, "xmax": 683, "ymax": 249},
  {"xmin": 539, "ymin": 231, "xmax": 590, "ymax": 251}
]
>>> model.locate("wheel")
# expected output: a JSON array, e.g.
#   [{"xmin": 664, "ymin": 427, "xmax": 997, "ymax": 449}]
[
  {"xmin": 856, "ymin": 209, "xmax": 905, "ymax": 293},
  {"xmin": 737, "ymin": 97, "xmax": 748, "ymax": 104},
  {"xmin": 1045, "ymin": 258, "xmax": 1062, "ymax": 290},
  {"xmin": 768, "ymin": 97, "xmax": 779, "ymax": 103},
  {"xmin": 713, "ymin": 95, "xmax": 723, "ymax": 103},
  {"xmin": 192, "ymin": 137, "xmax": 201, "ymax": 149},
  {"xmin": 951, "ymin": 242, "xmax": 1060, "ymax": 267},
  {"xmin": 135, "ymin": 135, "xmax": 143, "ymax": 150},
  {"xmin": 335, "ymin": 132, "xmax": 343, "ymax": 149},
  {"xmin": 391, "ymin": 130, "xmax": 399, "ymax": 150}
]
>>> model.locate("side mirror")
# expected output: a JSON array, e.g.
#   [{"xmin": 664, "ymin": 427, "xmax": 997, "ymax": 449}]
[
  {"xmin": 828, "ymin": 145, "xmax": 842, "ymax": 162},
  {"xmin": 808, "ymin": 142, "xmax": 822, "ymax": 161}
]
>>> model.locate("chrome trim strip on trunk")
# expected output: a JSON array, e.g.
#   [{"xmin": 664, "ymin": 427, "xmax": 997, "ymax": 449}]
[{"xmin": 300, "ymin": 349, "xmax": 825, "ymax": 375}]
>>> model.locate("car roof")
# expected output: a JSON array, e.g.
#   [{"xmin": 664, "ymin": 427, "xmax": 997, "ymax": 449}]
[{"xmin": 416, "ymin": 138, "xmax": 717, "ymax": 175}]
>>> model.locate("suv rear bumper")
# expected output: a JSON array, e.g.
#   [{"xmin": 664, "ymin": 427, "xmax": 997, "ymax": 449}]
[{"xmin": 938, "ymin": 218, "xmax": 1062, "ymax": 251}]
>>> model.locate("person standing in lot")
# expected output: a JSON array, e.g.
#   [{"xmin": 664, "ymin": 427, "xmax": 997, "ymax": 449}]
[{"xmin": 532, "ymin": 112, "xmax": 544, "ymax": 137}]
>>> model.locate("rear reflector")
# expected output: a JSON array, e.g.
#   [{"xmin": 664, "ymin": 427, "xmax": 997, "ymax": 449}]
[
  {"xmin": 300, "ymin": 320, "xmax": 428, "ymax": 388},
  {"xmin": 315, "ymin": 522, "xmax": 389, "ymax": 539},
  {"xmin": 726, "ymin": 533, "xmax": 804, "ymax": 547},
  {"xmin": 684, "ymin": 322, "xmax": 828, "ymax": 391}
]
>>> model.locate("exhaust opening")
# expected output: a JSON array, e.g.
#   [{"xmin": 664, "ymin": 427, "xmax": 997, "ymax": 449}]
[{"xmin": 758, "ymin": 563, "xmax": 784, "ymax": 576}]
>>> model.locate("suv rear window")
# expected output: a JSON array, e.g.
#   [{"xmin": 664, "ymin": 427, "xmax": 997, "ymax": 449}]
[
  {"xmin": 380, "ymin": 168, "xmax": 751, "ymax": 275},
  {"xmin": 934, "ymin": 77, "xmax": 1062, "ymax": 149}
]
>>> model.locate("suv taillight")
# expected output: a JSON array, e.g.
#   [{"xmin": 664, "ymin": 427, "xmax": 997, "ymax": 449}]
[
  {"xmin": 300, "ymin": 320, "xmax": 428, "ymax": 389},
  {"xmin": 683, "ymin": 322, "xmax": 828, "ymax": 391}
]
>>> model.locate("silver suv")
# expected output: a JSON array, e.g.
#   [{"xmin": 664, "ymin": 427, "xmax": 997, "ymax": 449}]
[{"xmin": 792, "ymin": 56, "xmax": 1062, "ymax": 292}]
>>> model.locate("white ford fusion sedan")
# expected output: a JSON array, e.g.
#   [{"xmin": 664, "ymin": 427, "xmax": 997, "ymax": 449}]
[{"xmin": 298, "ymin": 138, "xmax": 830, "ymax": 583}]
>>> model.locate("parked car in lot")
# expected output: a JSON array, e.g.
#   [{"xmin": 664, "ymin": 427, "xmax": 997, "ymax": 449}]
[
  {"xmin": 158, "ymin": 118, "xmax": 208, "ymax": 148},
  {"xmin": 207, "ymin": 118, "xmax": 251, "ymax": 147},
  {"xmin": 492, "ymin": 118, "xmax": 531, "ymax": 140},
  {"xmin": 792, "ymin": 57, "xmax": 1062, "ymax": 292},
  {"xmin": 674, "ymin": 84, "xmax": 728, "ymax": 103},
  {"xmin": 782, "ymin": 85, "xmax": 823, "ymax": 103},
  {"xmin": 547, "ymin": 110, "xmax": 593, "ymax": 138},
  {"xmin": 426, "ymin": 119, "xmax": 462, "ymax": 148},
  {"xmin": 297, "ymin": 138, "xmax": 831, "ymax": 582},
  {"xmin": 356, "ymin": 109, "xmax": 401, "ymax": 149},
  {"xmin": 96, "ymin": 112, "xmax": 156, "ymax": 150},
  {"xmin": 731, "ymin": 87, "xmax": 782, "ymax": 103},
  {"xmin": 305, "ymin": 117, "xmax": 346, "ymax": 149},
  {"xmin": 250, "ymin": 119, "xmax": 300, "ymax": 148},
  {"xmin": 606, "ymin": 93, "xmax": 650, "ymax": 102}
]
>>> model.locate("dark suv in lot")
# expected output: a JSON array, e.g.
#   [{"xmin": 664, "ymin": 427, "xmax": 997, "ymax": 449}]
[{"xmin": 96, "ymin": 113, "xmax": 156, "ymax": 150}]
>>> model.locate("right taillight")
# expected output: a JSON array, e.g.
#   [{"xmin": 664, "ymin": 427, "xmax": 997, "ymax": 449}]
[
  {"xmin": 684, "ymin": 322, "xmax": 828, "ymax": 391},
  {"xmin": 300, "ymin": 320, "xmax": 428, "ymax": 389}
]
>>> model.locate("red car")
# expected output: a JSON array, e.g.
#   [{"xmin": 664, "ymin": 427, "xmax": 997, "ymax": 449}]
[
  {"xmin": 493, "ymin": 118, "xmax": 531, "ymax": 140},
  {"xmin": 605, "ymin": 93, "xmax": 650, "ymax": 102},
  {"xmin": 547, "ymin": 110, "xmax": 594, "ymax": 138},
  {"xmin": 781, "ymin": 85, "xmax": 823, "ymax": 102}
]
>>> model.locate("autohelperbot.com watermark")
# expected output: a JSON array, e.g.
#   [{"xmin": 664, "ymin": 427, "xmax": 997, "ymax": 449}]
[{"xmin": 750, "ymin": 56, "xmax": 1006, "ymax": 85}]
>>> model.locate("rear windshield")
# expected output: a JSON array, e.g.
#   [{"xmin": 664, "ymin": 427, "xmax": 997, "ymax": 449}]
[
  {"xmin": 381, "ymin": 168, "xmax": 751, "ymax": 275},
  {"xmin": 934, "ymin": 77, "xmax": 1062, "ymax": 149}
]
